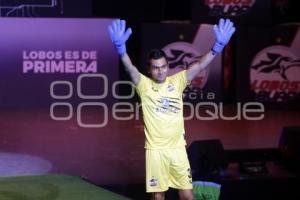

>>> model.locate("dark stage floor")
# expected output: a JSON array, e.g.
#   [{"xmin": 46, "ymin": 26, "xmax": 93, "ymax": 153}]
[{"xmin": 0, "ymin": 106, "xmax": 300, "ymax": 199}]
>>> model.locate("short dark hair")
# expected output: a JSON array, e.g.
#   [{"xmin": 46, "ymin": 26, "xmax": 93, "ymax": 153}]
[{"xmin": 146, "ymin": 49, "xmax": 167, "ymax": 66}]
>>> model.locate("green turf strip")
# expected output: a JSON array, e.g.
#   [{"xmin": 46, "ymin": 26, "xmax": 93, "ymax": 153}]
[{"xmin": 0, "ymin": 174, "xmax": 131, "ymax": 200}]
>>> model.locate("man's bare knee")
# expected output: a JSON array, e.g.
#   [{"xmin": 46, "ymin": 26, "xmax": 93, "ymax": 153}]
[
  {"xmin": 178, "ymin": 189, "xmax": 194, "ymax": 200},
  {"xmin": 151, "ymin": 192, "xmax": 165, "ymax": 200}
]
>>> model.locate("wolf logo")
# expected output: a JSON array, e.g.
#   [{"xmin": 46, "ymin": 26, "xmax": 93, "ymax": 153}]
[
  {"xmin": 251, "ymin": 52, "xmax": 300, "ymax": 80},
  {"xmin": 166, "ymin": 49, "xmax": 202, "ymax": 70}
]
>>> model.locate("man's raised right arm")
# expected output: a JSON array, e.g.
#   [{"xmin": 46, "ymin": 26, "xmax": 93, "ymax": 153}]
[
  {"xmin": 108, "ymin": 19, "xmax": 140, "ymax": 85},
  {"xmin": 120, "ymin": 53, "xmax": 140, "ymax": 85}
]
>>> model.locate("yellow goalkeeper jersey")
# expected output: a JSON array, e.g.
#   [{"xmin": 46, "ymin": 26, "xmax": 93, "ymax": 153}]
[{"xmin": 135, "ymin": 70, "xmax": 188, "ymax": 149}]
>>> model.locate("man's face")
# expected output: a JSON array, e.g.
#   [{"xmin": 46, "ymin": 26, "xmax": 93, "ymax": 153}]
[{"xmin": 148, "ymin": 57, "xmax": 169, "ymax": 83}]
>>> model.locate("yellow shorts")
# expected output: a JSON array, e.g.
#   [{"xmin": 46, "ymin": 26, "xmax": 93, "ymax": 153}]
[{"xmin": 146, "ymin": 147, "xmax": 193, "ymax": 193}]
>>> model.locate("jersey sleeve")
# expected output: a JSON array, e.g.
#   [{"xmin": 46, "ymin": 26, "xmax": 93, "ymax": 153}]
[{"xmin": 170, "ymin": 70, "xmax": 188, "ymax": 92}]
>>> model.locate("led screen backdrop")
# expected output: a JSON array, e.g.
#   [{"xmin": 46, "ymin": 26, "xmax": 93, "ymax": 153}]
[
  {"xmin": 0, "ymin": 18, "xmax": 118, "ymax": 108},
  {"xmin": 141, "ymin": 22, "xmax": 223, "ymax": 103},
  {"xmin": 0, "ymin": 18, "xmax": 142, "ymax": 185},
  {"xmin": 235, "ymin": 24, "xmax": 300, "ymax": 108}
]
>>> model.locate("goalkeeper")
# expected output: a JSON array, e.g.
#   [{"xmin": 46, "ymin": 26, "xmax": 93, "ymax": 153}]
[{"xmin": 108, "ymin": 18, "xmax": 235, "ymax": 200}]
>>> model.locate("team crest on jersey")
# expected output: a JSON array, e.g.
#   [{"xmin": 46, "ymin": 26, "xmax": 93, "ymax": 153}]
[
  {"xmin": 161, "ymin": 98, "xmax": 170, "ymax": 107},
  {"xmin": 149, "ymin": 176, "xmax": 158, "ymax": 187},
  {"xmin": 167, "ymin": 84, "xmax": 175, "ymax": 92}
]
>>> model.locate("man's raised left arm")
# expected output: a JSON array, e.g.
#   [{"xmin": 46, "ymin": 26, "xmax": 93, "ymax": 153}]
[{"xmin": 186, "ymin": 18, "xmax": 235, "ymax": 82}]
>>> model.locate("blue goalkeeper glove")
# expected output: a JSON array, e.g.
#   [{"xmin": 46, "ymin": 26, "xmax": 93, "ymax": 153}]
[
  {"xmin": 212, "ymin": 18, "xmax": 236, "ymax": 55},
  {"xmin": 108, "ymin": 19, "xmax": 132, "ymax": 56}
]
